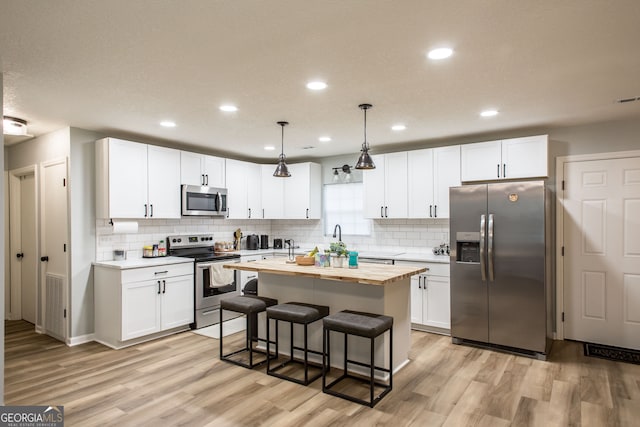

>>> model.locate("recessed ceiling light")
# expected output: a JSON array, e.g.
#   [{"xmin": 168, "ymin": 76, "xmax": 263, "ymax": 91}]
[
  {"xmin": 264, "ymin": 145, "xmax": 275, "ymax": 151},
  {"xmin": 160, "ymin": 121, "xmax": 176, "ymax": 127},
  {"xmin": 318, "ymin": 136, "xmax": 332, "ymax": 142},
  {"xmin": 3, "ymin": 116, "xmax": 28, "ymax": 135},
  {"xmin": 391, "ymin": 124, "xmax": 407, "ymax": 131},
  {"xmin": 220, "ymin": 105, "xmax": 238, "ymax": 112},
  {"xmin": 306, "ymin": 81, "xmax": 327, "ymax": 90},
  {"xmin": 480, "ymin": 109, "xmax": 499, "ymax": 117},
  {"xmin": 427, "ymin": 47, "xmax": 453, "ymax": 60}
]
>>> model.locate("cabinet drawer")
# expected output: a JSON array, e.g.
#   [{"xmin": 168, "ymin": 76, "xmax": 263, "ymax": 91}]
[
  {"xmin": 425, "ymin": 263, "xmax": 449, "ymax": 277},
  {"xmin": 121, "ymin": 262, "xmax": 194, "ymax": 283}
]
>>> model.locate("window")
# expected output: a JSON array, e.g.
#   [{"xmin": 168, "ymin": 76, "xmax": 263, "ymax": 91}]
[{"xmin": 323, "ymin": 183, "xmax": 370, "ymax": 236}]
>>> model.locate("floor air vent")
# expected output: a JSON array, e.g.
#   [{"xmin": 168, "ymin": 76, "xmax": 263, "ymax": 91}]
[{"xmin": 45, "ymin": 273, "xmax": 65, "ymax": 340}]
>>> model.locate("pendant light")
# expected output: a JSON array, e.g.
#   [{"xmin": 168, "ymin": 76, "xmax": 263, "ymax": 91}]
[
  {"xmin": 273, "ymin": 121, "xmax": 291, "ymax": 177},
  {"xmin": 354, "ymin": 103, "xmax": 376, "ymax": 170}
]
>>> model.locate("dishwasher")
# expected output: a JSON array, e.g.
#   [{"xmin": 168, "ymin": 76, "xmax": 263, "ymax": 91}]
[{"xmin": 358, "ymin": 257, "xmax": 394, "ymax": 265}]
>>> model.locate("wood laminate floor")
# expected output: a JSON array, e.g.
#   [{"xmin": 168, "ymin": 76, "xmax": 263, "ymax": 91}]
[{"xmin": 4, "ymin": 320, "xmax": 640, "ymax": 426}]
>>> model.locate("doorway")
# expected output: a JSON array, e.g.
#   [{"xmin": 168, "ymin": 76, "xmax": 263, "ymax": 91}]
[{"xmin": 8, "ymin": 166, "xmax": 38, "ymax": 325}]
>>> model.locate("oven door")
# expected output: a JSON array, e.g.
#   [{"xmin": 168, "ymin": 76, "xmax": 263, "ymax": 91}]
[{"xmin": 195, "ymin": 259, "xmax": 240, "ymax": 309}]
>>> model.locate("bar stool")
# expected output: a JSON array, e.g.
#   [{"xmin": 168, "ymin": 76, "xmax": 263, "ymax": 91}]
[
  {"xmin": 219, "ymin": 295, "xmax": 278, "ymax": 369},
  {"xmin": 322, "ymin": 310, "xmax": 393, "ymax": 407},
  {"xmin": 266, "ymin": 302, "xmax": 329, "ymax": 385}
]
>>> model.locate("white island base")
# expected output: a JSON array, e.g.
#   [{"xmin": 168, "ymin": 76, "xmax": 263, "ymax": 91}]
[{"xmin": 256, "ymin": 272, "xmax": 412, "ymax": 378}]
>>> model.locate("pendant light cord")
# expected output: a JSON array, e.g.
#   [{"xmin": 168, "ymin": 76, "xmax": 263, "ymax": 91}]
[
  {"xmin": 281, "ymin": 124, "xmax": 284, "ymax": 156},
  {"xmin": 363, "ymin": 107, "xmax": 367, "ymax": 148}
]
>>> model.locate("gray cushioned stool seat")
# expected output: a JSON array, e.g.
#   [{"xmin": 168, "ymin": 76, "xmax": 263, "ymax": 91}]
[
  {"xmin": 266, "ymin": 302, "xmax": 330, "ymax": 324},
  {"xmin": 221, "ymin": 295, "xmax": 277, "ymax": 314},
  {"xmin": 219, "ymin": 295, "xmax": 278, "ymax": 369},
  {"xmin": 323, "ymin": 310, "xmax": 393, "ymax": 338}
]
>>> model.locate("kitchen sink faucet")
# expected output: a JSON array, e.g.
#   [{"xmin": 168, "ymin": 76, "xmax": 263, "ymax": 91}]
[
  {"xmin": 332, "ymin": 224, "xmax": 342, "ymax": 242},
  {"xmin": 285, "ymin": 239, "xmax": 295, "ymax": 261}
]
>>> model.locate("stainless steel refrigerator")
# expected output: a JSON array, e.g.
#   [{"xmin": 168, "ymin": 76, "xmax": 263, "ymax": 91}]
[{"xmin": 449, "ymin": 180, "xmax": 552, "ymax": 358}]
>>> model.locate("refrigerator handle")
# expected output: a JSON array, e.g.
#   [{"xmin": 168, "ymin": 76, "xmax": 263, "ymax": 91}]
[
  {"xmin": 480, "ymin": 214, "xmax": 487, "ymax": 282},
  {"xmin": 488, "ymin": 213, "xmax": 495, "ymax": 281}
]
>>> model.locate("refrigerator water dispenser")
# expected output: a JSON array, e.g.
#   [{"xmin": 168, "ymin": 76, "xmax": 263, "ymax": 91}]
[{"xmin": 455, "ymin": 231, "xmax": 480, "ymax": 263}]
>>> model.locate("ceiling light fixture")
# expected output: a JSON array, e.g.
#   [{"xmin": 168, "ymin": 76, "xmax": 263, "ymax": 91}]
[
  {"xmin": 391, "ymin": 124, "xmax": 406, "ymax": 131},
  {"xmin": 354, "ymin": 104, "xmax": 376, "ymax": 170},
  {"xmin": 160, "ymin": 121, "xmax": 176, "ymax": 127},
  {"xmin": 273, "ymin": 121, "xmax": 291, "ymax": 177},
  {"xmin": 306, "ymin": 81, "xmax": 327, "ymax": 90},
  {"xmin": 480, "ymin": 109, "xmax": 499, "ymax": 117},
  {"xmin": 319, "ymin": 136, "xmax": 332, "ymax": 142},
  {"xmin": 3, "ymin": 116, "xmax": 28, "ymax": 136},
  {"xmin": 220, "ymin": 105, "xmax": 238, "ymax": 112},
  {"xmin": 428, "ymin": 47, "xmax": 453, "ymax": 60},
  {"xmin": 264, "ymin": 145, "xmax": 275, "ymax": 151}
]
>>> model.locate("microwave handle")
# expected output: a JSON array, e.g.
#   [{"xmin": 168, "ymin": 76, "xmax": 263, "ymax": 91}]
[{"xmin": 216, "ymin": 192, "xmax": 222, "ymax": 213}]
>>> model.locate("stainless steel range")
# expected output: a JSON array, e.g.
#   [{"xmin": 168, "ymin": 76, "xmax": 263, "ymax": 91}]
[{"xmin": 167, "ymin": 233, "xmax": 241, "ymax": 329}]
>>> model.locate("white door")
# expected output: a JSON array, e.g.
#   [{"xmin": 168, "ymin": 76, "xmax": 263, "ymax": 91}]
[
  {"xmin": 20, "ymin": 174, "xmax": 37, "ymax": 323},
  {"xmin": 425, "ymin": 276, "xmax": 451, "ymax": 329},
  {"xmin": 410, "ymin": 275, "xmax": 424, "ymax": 324},
  {"xmin": 122, "ymin": 280, "xmax": 162, "ymax": 340},
  {"xmin": 564, "ymin": 156, "xmax": 640, "ymax": 349},
  {"xmin": 41, "ymin": 160, "xmax": 69, "ymax": 341}
]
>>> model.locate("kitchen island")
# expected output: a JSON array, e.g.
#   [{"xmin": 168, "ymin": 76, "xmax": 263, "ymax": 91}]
[{"xmin": 225, "ymin": 258, "xmax": 426, "ymax": 375}]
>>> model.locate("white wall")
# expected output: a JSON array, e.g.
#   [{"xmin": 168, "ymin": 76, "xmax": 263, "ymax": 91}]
[{"xmin": 1, "ymin": 71, "xmax": 6, "ymax": 403}]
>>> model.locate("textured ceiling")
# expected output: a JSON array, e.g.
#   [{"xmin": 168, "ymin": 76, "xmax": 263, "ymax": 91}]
[{"xmin": 2, "ymin": 0, "xmax": 639, "ymax": 160}]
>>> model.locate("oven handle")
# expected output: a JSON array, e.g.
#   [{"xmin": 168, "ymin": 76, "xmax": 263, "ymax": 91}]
[
  {"xmin": 196, "ymin": 260, "xmax": 240, "ymax": 269},
  {"xmin": 201, "ymin": 309, "xmax": 218, "ymax": 316}
]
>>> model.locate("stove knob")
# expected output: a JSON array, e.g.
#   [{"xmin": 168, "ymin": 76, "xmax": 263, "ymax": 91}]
[
  {"xmin": 177, "ymin": 238, "xmax": 182, "ymax": 243},
  {"xmin": 208, "ymin": 237, "xmax": 213, "ymax": 241},
  {"xmin": 172, "ymin": 239, "xmax": 177, "ymax": 243}
]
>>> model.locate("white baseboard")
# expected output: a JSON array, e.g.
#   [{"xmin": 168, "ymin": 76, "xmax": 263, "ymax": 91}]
[{"xmin": 67, "ymin": 333, "xmax": 95, "ymax": 346}]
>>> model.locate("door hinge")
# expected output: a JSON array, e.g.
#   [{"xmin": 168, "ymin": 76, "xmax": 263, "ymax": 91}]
[
  {"xmin": 561, "ymin": 180, "xmax": 565, "ymax": 191},
  {"xmin": 561, "ymin": 312, "xmax": 565, "ymax": 322},
  {"xmin": 561, "ymin": 246, "xmax": 564, "ymax": 256},
  {"xmin": 64, "ymin": 309, "xmax": 67, "ymax": 318},
  {"xmin": 63, "ymin": 178, "xmax": 66, "ymax": 187},
  {"xmin": 63, "ymin": 243, "xmax": 66, "ymax": 252}
]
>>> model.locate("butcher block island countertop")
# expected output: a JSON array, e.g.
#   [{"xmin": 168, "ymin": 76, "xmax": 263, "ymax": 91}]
[{"xmin": 224, "ymin": 257, "xmax": 426, "ymax": 285}]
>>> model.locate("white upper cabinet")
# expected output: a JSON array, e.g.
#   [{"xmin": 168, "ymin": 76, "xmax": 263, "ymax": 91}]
[
  {"xmin": 461, "ymin": 135, "xmax": 548, "ymax": 182},
  {"xmin": 284, "ymin": 162, "xmax": 321, "ymax": 219},
  {"xmin": 96, "ymin": 137, "xmax": 181, "ymax": 219},
  {"xmin": 260, "ymin": 164, "xmax": 285, "ymax": 219},
  {"xmin": 408, "ymin": 145, "xmax": 460, "ymax": 219},
  {"xmin": 260, "ymin": 162, "xmax": 321, "ymax": 219},
  {"xmin": 363, "ymin": 152, "xmax": 408, "ymax": 218},
  {"xmin": 226, "ymin": 159, "xmax": 262, "ymax": 219},
  {"xmin": 180, "ymin": 151, "xmax": 226, "ymax": 187}
]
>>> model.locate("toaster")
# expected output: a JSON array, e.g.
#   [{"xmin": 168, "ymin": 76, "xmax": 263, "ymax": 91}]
[{"xmin": 273, "ymin": 238, "xmax": 283, "ymax": 249}]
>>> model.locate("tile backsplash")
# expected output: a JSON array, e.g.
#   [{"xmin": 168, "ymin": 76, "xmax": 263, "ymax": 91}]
[{"xmin": 96, "ymin": 218, "xmax": 450, "ymax": 261}]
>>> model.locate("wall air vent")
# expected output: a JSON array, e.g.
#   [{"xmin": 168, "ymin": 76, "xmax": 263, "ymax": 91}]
[
  {"xmin": 616, "ymin": 96, "xmax": 640, "ymax": 103},
  {"xmin": 302, "ymin": 146, "xmax": 315, "ymax": 150}
]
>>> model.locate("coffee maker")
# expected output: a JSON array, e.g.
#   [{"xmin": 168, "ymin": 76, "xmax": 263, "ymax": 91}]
[{"xmin": 260, "ymin": 235, "xmax": 269, "ymax": 249}]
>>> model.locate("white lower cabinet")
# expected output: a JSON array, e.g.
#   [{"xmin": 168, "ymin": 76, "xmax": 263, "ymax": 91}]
[
  {"xmin": 95, "ymin": 261, "xmax": 194, "ymax": 348},
  {"xmin": 400, "ymin": 261, "xmax": 450, "ymax": 333}
]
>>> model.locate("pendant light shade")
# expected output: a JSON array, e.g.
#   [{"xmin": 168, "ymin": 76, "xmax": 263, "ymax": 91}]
[
  {"xmin": 273, "ymin": 121, "xmax": 291, "ymax": 177},
  {"xmin": 354, "ymin": 103, "xmax": 376, "ymax": 170}
]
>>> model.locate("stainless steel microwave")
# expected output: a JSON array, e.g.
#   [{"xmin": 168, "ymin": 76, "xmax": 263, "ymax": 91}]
[{"xmin": 181, "ymin": 185, "xmax": 228, "ymax": 217}]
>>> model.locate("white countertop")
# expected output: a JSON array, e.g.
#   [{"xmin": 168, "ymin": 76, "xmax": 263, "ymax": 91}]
[
  {"xmin": 236, "ymin": 248, "xmax": 449, "ymax": 264},
  {"xmin": 93, "ymin": 256, "xmax": 193, "ymax": 270}
]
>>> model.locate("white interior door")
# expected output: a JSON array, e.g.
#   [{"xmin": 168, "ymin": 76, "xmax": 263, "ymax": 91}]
[
  {"xmin": 41, "ymin": 160, "xmax": 69, "ymax": 341},
  {"xmin": 20, "ymin": 174, "xmax": 37, "ymax": 323},
  {"xmin": 563, "ymin": 156, "xmax": 640, "ymax": 349}
]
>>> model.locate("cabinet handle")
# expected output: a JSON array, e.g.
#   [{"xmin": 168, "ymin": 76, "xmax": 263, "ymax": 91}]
[
  {"xmin": 248, "ymin": 208, "xmax": 251, "ymax": 218},
  {"xmin": 162, "ymin": 280, "xmax": 166, "ymax": 294},
  {"xmin": 40, "ymin": 256, "xmax": 49, "ymax": 262},
  {"xmin": 205, "ymin": 174, "xmax": 209, "ymax": 185},
  {"xmin": 201, "ymin": 174, "xmax": 205, "ymax": 185},
  {"xmin": 503, "ymin": 163, "xmax": 506, "ymax": 178},
  {"xmin": 381, "ymin": 206, "xmax": 384, "ymax": 218},
  {"xmin": 306, "ymin": 208, "xmax": 309, "ymax": 219},
  {"xmin": 154, "ymin": 270, "xmax": 168, "ymax": 275},
  {"xmin": 418, "ymin": 277, "xmax": 422, "ymax": 289},
  {"xmin": 434, "ymin": 205, "xmax": 437, "ymax": 218},
  {"xmin": 144, "ymin": 204, "xmax": 148, "ymax": 217},
  {"xmin": 497, "ymin": 164, "xmax": 500, "ymax": 178},
  {"xmin": 227, "ymin": 208, "xmax": 229, "ymax": 218},
  {"xmin": 429, "ymin": 205, "xmax": 433, "ymax": 218},
  {"xmin": 262, "ymin": 208, "xmax": 265, "ymax": 218},
  {"xmin": 157, "ymin": 281, "xmax": 161, "ymax": 294},
  {"xmin": 150, "ymin": 204, "xmax": 153, "ymax": 217},
  {"xmin": 385, "ymin": 206, "xmax": 388, "ymax": 217}
]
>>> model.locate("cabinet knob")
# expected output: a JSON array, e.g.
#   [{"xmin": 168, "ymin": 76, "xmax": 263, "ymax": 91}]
[{"xmin": 40, "ymin": 256, "xmax": 49, "ymax": 262}]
